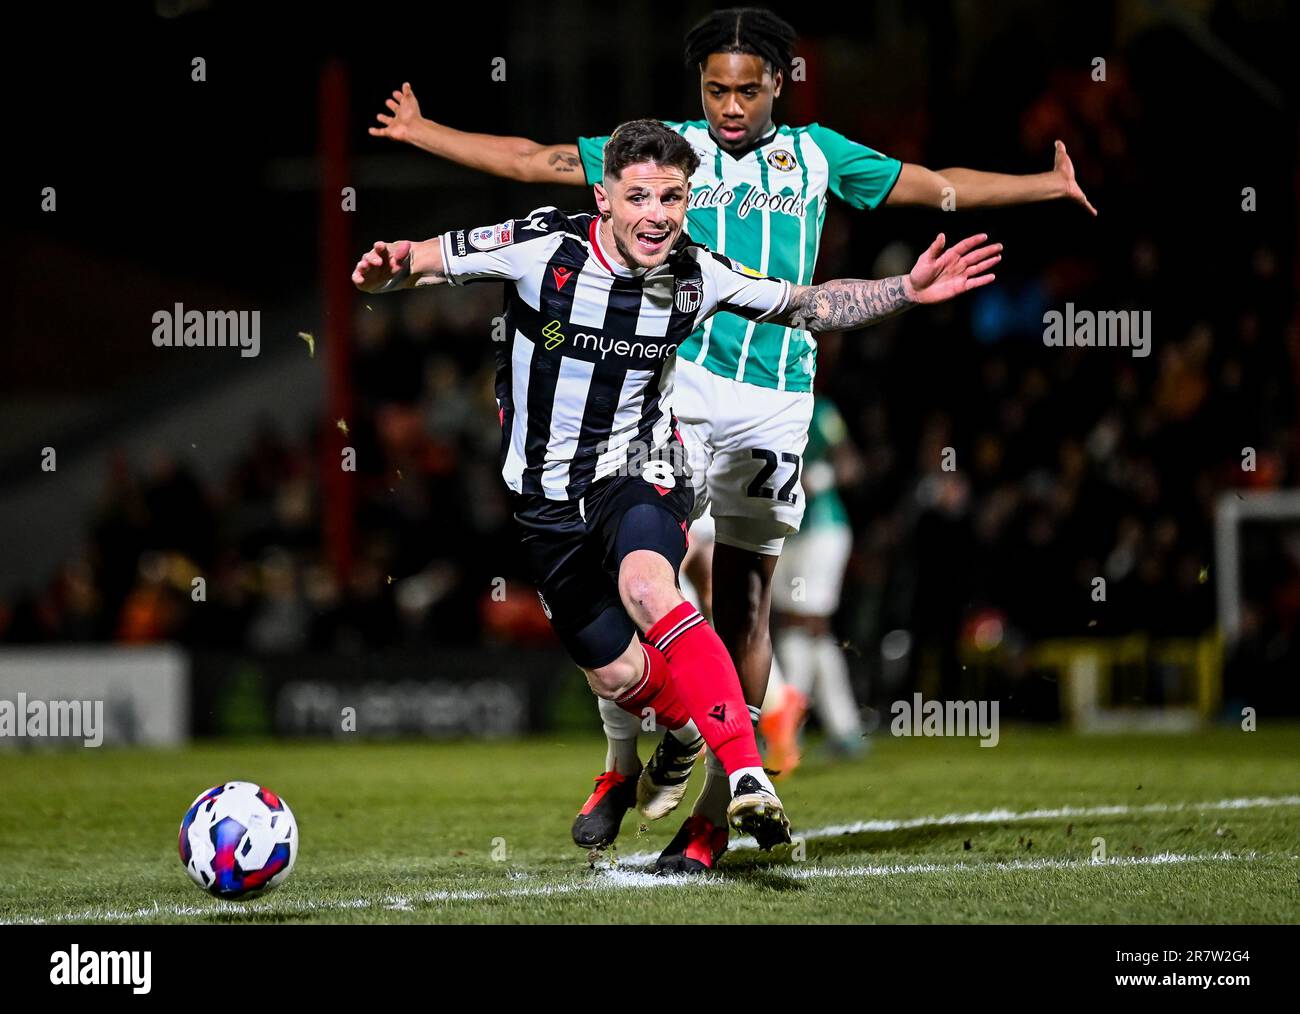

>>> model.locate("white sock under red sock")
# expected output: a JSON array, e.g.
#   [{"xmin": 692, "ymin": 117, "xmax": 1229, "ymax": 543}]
[{"xmin": 597, "ymin": 696, "xmax": 641, "ymax": 775}]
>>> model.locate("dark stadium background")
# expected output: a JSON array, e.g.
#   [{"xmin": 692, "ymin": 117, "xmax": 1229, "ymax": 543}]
[{"xmin": 2, "ymin": 0, "xmax": 1297, "ymax": 741}]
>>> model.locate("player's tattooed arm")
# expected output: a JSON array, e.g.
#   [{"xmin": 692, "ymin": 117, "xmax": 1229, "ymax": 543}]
[
  {"xmin": 774, "ymin": 232, "xmax": 1002, "ymax": 332},
  {"xmin": 351, "ymin": 239, "xmax": 447, "ymax": 293},
  {"xmin": 779, "ymin": 276, "xmax": 913, "ymax": 332},
  {"xmin": 544, "ymin": 149, "xmax": 584, "ymax": 177},
  {"xmin": 370, "ymin": 82, "xmax": 586, "ymax": 186}
]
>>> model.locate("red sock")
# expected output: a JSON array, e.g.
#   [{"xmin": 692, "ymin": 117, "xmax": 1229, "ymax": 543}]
[
  {"xmin": 614, "ymin": 642, "xmax": 691, "ymax": 730},
  {"xmin": 645, "ymin": 601, "xmax": 761, "ymax": 775}
]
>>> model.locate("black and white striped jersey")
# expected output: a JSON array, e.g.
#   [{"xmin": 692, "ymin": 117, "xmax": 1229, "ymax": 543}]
[{"xmin": 438, "ymin": 207, "xmax": 791, "ymax": 501}]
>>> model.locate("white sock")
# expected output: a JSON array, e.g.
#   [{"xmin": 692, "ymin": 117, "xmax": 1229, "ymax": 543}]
[
  {"xmin": 728, "ymin": 765, "xmax": 777, "ymax": 797},
  {"xmin": 597, "ymin": 697, "xmax": 640, "ymax": 775},
  {"xmin": 691, "ymin": 749, "xmax": 731, "ymax": 826},
  {"xmin": 777, "ymin": 627, "xmax": 818, "ymax": 699},
  {"xmin": 670, "ymin": 719, "xmax": 701, "ymax": 745},
  {"xmin": 813, "ymin": 636, "xmax": 862, "ymax": 741}
]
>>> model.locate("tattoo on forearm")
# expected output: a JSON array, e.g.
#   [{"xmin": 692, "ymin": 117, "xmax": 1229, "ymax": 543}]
[
  {"xmin": 787, "ymin": 276, "xmax": 912, "ymax": 332},
  {"xmin": 548, "ymin": 151, "xmax": 581, "ymax": 173}
]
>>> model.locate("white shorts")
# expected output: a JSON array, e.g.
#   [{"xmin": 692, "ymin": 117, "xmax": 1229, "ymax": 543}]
[
  {"xmin": 675, "ymin": 359, "xmax": 813, "ymax": 556},
  {"xmin": 771, "ymin": 524, "xmax": 854, "ymax": 616}
]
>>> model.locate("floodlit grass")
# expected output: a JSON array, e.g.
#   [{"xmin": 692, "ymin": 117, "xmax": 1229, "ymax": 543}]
[{"xmin": 0, "ymin": 725, "xmax": 1296, "ymax": 924}]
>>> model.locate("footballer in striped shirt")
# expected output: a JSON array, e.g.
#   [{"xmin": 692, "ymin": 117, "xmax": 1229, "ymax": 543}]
[
  {"xmin": 370, "ymin": 8, "xmax": 1092, "ymax": 873},
  {"xmin": 355, "ymin": 117, "xmax": 1002, "ymax": 863}
]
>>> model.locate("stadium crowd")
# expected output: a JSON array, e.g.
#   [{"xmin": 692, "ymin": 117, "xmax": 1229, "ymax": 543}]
[{"xmin": 2, "ymin": 62, "xmax": 1296, "ymax": 705}]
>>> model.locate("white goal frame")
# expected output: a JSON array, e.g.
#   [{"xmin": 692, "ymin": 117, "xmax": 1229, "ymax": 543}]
[{"xmin": 1213, "ymin": 489, "xmax": 1300, "ymax": 643}]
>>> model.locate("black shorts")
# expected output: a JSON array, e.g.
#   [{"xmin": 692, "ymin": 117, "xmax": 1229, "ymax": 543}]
[{"xmin": 510, "ymin": 472, "xmax": 695, "ymax": 670}]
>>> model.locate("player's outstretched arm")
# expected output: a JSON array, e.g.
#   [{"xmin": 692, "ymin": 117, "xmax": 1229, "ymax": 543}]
[
  {"xmin": 369, "ymin": 82, "xmax": 586, "ymax": 185},
  {"xmin": 888, "ymin": 140, "xmax": 1096, "ymax": 216},
  {"xmin": 351, "ymin": 238, "xmax": 446, "ymax": 293},
  {"xmin": 775, "ymin": 232, "xmax": 1001, "ymax": 333}
]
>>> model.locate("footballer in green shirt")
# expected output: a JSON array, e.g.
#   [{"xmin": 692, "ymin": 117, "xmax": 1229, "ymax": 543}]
[{"xmin": 371, "ymin": 6, "xmax": 1094, "ymax": 872}]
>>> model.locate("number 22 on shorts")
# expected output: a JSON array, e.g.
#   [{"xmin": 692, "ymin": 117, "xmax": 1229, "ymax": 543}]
[{"xmin": 747, "ymin": 449, "xmax": 802, "ymax": 504}]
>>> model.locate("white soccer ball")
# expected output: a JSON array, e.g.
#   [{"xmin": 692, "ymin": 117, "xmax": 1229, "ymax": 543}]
[{"xmin": 178, "ymin": 781, "xmax": 298, "ymax": 899}]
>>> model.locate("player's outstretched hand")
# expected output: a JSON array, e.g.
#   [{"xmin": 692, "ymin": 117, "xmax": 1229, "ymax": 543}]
[
  {"xmin": 1053, "ymin": 140, "xmax": 1097, "ymax": 216},
  {"xmin": 904, "ymin": 233, "xmax": 1001, "ymax": 305},
  {"xmin": 369, "ymin": 82, "xmax": 424, "ymax": 142},
  {"xmin": 352, "ymin": 240, "xmax": 412, "ymax": 293}
]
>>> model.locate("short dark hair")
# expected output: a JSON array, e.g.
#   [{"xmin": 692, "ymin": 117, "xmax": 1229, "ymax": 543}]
[
  {"xmin": 684, "ymin": 7, "xmax": 797, "ymax": 80},
  {"xmin": 602, "ymin": 119, "xmax": 700, "ymax": 182}
]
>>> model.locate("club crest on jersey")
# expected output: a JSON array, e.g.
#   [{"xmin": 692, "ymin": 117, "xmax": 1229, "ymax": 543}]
[
  {"xmin": 469, "ymin": 222, "xmax": 513, "ymax": 251},
  {"xmin": 674, "ymin": 278, "xmax": 702, "ymax": 314},
  {"xmin": 766, "ymin": 148, "xmax": 798, "ymax": 172}
]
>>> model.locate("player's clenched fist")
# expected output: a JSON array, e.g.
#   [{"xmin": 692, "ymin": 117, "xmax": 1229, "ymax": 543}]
[{"xmin": 352, "ymin": 240, "xmax": 412, "ymax": 293}]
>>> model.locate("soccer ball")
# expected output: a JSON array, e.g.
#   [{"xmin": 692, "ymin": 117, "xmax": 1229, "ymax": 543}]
[{"xmin": 178, "ymin": 781, "xmax": 298, "ymax": 899}]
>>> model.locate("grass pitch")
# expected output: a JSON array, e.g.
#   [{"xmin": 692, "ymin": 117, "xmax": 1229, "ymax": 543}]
[{"xmin": 0, "ymin": 725, "xmax": 1296, "ymax": 924}]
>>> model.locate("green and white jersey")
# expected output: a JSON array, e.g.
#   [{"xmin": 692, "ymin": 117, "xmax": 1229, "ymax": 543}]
[{"xmin": 579, "ymin": 121, "xmax": 901, "ymax": 393}]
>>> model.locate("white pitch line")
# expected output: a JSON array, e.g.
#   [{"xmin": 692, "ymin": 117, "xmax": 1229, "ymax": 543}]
[
  {"xmin": 0, "ymin": 852, "xmax": 1263, "ymax": 920},
  {"xmin": 3, "ymin": 794, "xmax": 1295, "ymax": 925},
  {"xmin": 0, "ymin": 850, "xmax": 1273, "ymax": 926},
  {"xmin": 614, "ymin": 794, "xmax": 1300, "ymax": 867},
  {"xmin": 0, "ymin": 872, "xmax": 725, "ymax": 926},
  {"xmin": 781, "ymin": 850, "xmax": 1270, "ymax": 881}
]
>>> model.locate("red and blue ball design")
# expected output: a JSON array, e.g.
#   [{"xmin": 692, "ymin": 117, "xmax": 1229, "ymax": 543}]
[{"xmin": 178, "ymin": 781, "xmax": 298, "ymax": 900}]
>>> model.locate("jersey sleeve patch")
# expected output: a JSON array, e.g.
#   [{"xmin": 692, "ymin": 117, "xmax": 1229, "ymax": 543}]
[
  {"xmin": 468, "ymin": 221, "xmax": 514, "ymax": 251},
  {"xmin": 441, "ymin": 208, "xmax": 565, "ymax": 285}
]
